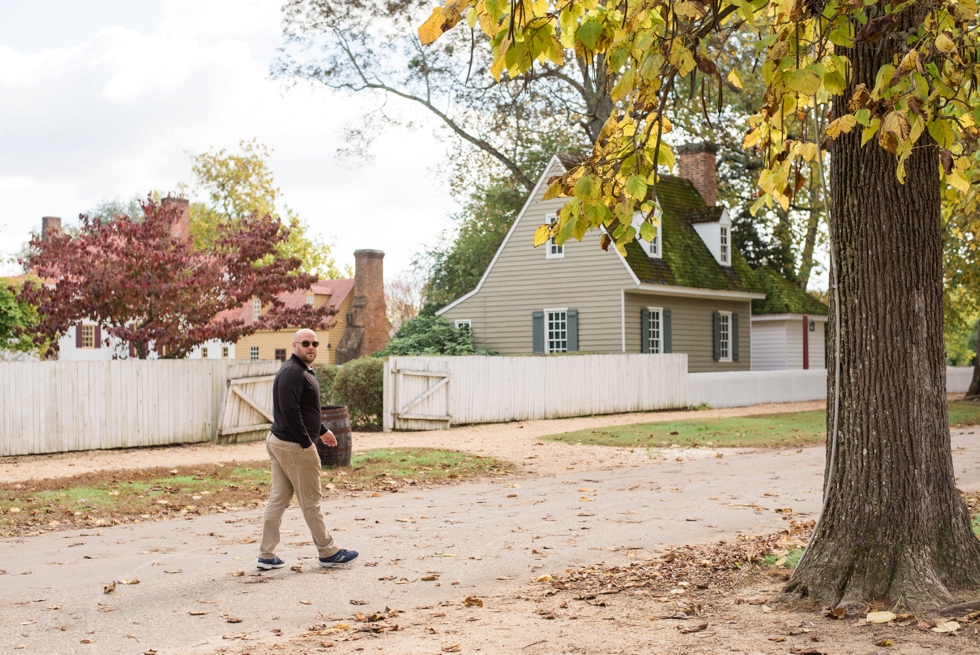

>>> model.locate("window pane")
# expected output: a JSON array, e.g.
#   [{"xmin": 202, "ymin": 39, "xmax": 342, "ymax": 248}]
[
  {"xmin": 81, "ymin": 325, "xmax": 95, "ymax": 348},
  {"xmin": 201, "ymin": 347, "xmax": 208, "ymax": 359},
  {"xmin": 720, "ymin": 314, "xmax": 730, "ymax": 359},
  {"xmin": 221, "ymin": 346, "xmax": 229, "ymax": 358},
  {"xmin": 649, "ymin": 310, "xmax": 661, "ymax": 354},
  {"xmin": 250, "ymin": 346, "xmax": 259, "ymax": 360},
  {"xmin": 547, "ymin": 311, "xmax": 567, "ymax": 353}
]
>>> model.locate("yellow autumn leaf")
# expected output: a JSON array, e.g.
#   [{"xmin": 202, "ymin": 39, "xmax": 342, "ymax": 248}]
[
  {"xmin": 727, "ymin": 69, "xmax": 744, "ymax": 89},
  {"xmin": 947, "ymin": 169, "xmax": 970, "ymax": 193},
  {"xmin": 865, "ymin": 611, "xmax": 896, "ymax": 624},
  {"xmin": 418, "ymin": 0, "xmax": 469, "ymax": 46},
  {"xmin": 825, "ymin": 114, "xmax": 857, "ymax": 139},
  {"xmin": 935, "ymin": 33, "xmax": 957, "ymax": 54},
  {"xmin": 533, "ymin": 224, "xmax": 552, "ymax": 247}
]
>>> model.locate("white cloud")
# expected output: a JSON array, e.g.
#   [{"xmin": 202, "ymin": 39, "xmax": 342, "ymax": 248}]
[{"xmin": 0, "ymin": 1, "xmax": 456, "ymax": 278}]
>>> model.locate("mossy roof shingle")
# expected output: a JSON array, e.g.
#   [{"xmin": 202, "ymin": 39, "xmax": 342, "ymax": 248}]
[
  {"xmin": 623, "ymin": 176, "xmax": 765, "ymax": 294},
  {"xmin": 751, "ymin": 267, "xmax": 829, "ymax": 315}
]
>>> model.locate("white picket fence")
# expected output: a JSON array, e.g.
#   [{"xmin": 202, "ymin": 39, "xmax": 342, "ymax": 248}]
[
  {"xmin": 0, "ymin": 360, "xmax": 279, "ymax": 457},
  {"xmin": 383, "ymin": 354, "xmax": 689, "ymax": 431},
  {"xmin": 382, "ymin": 357, "xmax": 976, "ymax": 430},
  {"xmin": 688, "ymin": 369, "xmax": 828, "ymax": 409}
]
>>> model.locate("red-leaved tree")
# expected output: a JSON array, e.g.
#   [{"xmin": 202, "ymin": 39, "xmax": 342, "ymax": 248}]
[{"xmin": 18, "ymin": 197, "xmax": 333, "ymax": 359}]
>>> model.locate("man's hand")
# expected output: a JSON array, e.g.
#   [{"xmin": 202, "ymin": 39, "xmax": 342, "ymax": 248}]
[{"xmin": 320, "ymin": 430, "xmax": 338, "ymax": 447}]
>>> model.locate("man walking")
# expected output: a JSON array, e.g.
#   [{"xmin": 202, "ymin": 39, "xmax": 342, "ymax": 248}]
[{"xmin": 258, "ymin": 328, "xmax": 358, "ymax": 570}]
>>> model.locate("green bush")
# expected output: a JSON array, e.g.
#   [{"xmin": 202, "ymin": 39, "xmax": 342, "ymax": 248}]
[
  {"xmin": 311, "ymin": 363, "xmax": 339, "ymax": 406},
  {"xmin": 373, "ymin": 314, "xmax": 494, "ymax": 357},
  {"xmin": 332, "ymin": 357, "xmax": 384, "ymax": 429}
]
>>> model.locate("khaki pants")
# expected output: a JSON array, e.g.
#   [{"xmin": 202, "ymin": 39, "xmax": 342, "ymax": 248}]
[{"xmin": 259, "ymin": 434, "xmax": 339, "ymax": 560}]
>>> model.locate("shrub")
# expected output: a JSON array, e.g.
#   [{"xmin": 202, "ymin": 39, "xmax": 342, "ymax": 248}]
[
  {"xmin": 311, "ymin": 363, "xmax": 339, "ymax": 406},
  {"xmin": 332, "ymin": 357, "xmax": 384, "ymax": 429},
  {"xmin": 373, "ymin": 314, "xmax": 494, "ymax": 357}
]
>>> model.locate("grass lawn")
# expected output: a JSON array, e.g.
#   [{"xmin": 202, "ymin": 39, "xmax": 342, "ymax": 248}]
[
  {"xmin": 0, "ymin": 448, "xmax": 509, "ymax": 538},
  {"xmin": 541, "ymin": 401, "xmax": 980, "ymax": 450}
]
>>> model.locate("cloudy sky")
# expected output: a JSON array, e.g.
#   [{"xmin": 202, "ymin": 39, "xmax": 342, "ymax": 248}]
[{"xmin": 0, "ymin": 0, "xmax": 456, "ymax": 277}]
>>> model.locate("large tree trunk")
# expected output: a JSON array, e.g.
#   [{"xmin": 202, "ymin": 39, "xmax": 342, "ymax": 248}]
[{"xmin": 784, "ymin": 8, "xmax": 980, "ymax": 610}]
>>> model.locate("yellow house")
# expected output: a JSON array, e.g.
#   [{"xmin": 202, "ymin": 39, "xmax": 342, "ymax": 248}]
[{"xmin": 234, "ymin": 279, "xmax": 355, "ymax": 365}]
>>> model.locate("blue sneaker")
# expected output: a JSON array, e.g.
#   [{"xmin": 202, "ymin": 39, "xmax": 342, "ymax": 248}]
[
  {"xmin": 257, "ymin": 556, "xmax": 285, "ymax": 570},
  {"xmin": 318, "ymin": 549, "xmax": 359, "ymax": 568}
]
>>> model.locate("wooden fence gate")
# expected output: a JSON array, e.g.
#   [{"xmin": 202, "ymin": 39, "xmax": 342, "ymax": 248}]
[
  {"xmin": 216, "ymin": 362, "xmax": 281, "ymax": 443},
  {"xmin": 384, "ymin": 359, "xmax": 452, "ymax": 431}
]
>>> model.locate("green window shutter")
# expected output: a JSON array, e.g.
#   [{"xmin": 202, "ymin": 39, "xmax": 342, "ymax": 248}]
[
  {"xmin": 532, "ymin": 311, "xmax": 544, "ymax": 354},
  {"xmin": 732, "ymin": 313, "xmax": 739, "ymax": 361},
  {"xmin": 640, "ymin": 308, "xmax": 650, "ymax": 353},
  {"xmin": 712, "ymin": 311, "xmax": 721, "ymax": 361},
  {"xmin": 663, "ymin": 309, "xmax": 672, "ymax": 353},
  {"xmin": 567, "ymin": 309, "xmax": 579, "ymax": 351}
]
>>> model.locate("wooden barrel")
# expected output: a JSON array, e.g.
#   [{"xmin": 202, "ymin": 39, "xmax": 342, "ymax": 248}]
[{"xmin": 318, "ymin": 404, "xmax": 352, "ymax": 467}]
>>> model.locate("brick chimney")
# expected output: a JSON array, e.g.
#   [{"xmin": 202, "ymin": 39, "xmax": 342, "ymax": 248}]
[
  {"xmin": 677, "ymin": 142, "xmax": 719, "ymax": 206},
  {"xmin": 162, "ymin": 197, "xmax": 191, "ymax": 242},
  {"xmin": 335, "ymin": 250, "xmax": 389, "ymax": 363},
  {"xmin": 41, "ymin": 216, "xmax": 62, "ymax": 241}
]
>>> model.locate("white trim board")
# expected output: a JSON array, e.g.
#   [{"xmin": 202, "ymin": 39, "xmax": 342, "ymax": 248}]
[
  {"xmin": 633, "ymin": 284, "xmax": 766, "ymax": 301},
  {"xmin": 751, "ymin": 313, "xmax": 829, "ymax": 322}
]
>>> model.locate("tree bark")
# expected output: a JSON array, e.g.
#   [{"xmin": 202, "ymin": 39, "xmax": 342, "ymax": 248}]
[
  {"xmin": 967, "ymin": 320, "xmax": 980, "ymax": 400},
  {"xmin": 783, "ymin": 7, "xmax": 980, "ymax": 610}
]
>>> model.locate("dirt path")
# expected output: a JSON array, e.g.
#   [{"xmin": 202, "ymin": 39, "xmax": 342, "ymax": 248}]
[{"xmin": 0, "ymin": 400, "xmax": 826, "ymax": 483}]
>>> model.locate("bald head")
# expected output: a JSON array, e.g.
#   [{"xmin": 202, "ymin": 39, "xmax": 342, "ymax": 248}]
[{"xmin": 292, "ymin": 329, "xmax": 319, "ymax": 365}]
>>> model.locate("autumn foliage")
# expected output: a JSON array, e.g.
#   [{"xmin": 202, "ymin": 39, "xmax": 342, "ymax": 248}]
[{"xmin": 18, "ymin": 197, "xmax": 332, "ymax": 359}]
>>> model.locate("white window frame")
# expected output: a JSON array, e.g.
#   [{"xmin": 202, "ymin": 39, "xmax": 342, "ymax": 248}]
[
  {"xmin": 646, "ymin": 307, "xmax": 663, "ymax": 354},
  {"xmin": 545, "ymin": 308, "xmax": 568, "ymax": 353},
  {"xmin": 80, "ymin": 324, "xmax": 96, "ymax": 349},
  {"xmin": 632, "ymin": 210, "xmax": 662, "ymax": 259},
  {"xmin": 454, "ymin": 319, "xmax": 472, "ymax": 331},
  {"xmin": 719, "ymin": 311, "xmax": 732, "ymax": 362},
  {"xmin": 305, "ymin": 296, "xmax": 314, "ymax": 306},
  {"xmin": 250, "ymin": 346, "xmax": 259, "ymax": 361},
  {"xmin": 252, "ymin": 298, "xmax": 261, "ymax": 321},
  {"xmin": 544, "ymin": 213, "xmax": 564, "ymax": 259},
  {"xmin": 719, "ymin": 225, "xmax": 730, "ymax": 266}
]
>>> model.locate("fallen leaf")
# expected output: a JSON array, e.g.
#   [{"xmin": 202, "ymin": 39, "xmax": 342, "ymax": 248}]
[
  {"xmin": 875, "ymin": 639, "xmax": 894, "ymax": 646},
  {"xmin": 98, "ymin": 606, "xmax": 116, "ymax": 612},
  {"xmin": 535, "ymin": 575, "xmax": 553, "ymax": 582},
  {"xmin": 80, "ymin": 639, "xmax": 93, "ymax": 644},
  {"xmin": 578, "ymin": 488, "xmax": 593, "ymax": 492},
  {"xmin": 679, "ymin": 622, "xmax": 708, "ymax": 633},
  {"xmin": 442, "ymin": 645, "xmax": 461, "ymax": 653},
  {"xmin": 290, "ymin": 566, "xmax": 303, "ymax": 573},
  {"xmin": 188, "ymin": 611, "xmax": 208, "ymax": 616},
  {"xmin": 768, "ymin": 636, "xmax": 786, "ymax": 642},
  {"xmin": 103, "ymin": 581, "xmax": 116, "ymax": 594},
  {"xmin": 866, "ymin": 611, "xmax": 897, "ymax": 624},
  {"xmin": 580, "ymin": 497, "xmax": 595, "ymax": 502},
  {"xmin": 464, "ymin": 596, "xmax": 484, "ymax": 607},
  {"xmin": 933, "ymin": 620, "xmax": 961, "ymax": 633},
  {"xmin": 226, "ymin": 617, "xmax": 243, "ymax": 623},
  {"xmin": 789, "ymin": 649, "xmax": 825, "ymax": 655},
  {"xmin": 350, "ymin": 599, "xmax": 368, "ymax": 605},
  {"xmin": 421, "ymin": 575, "xmax": 440, "ymax": 582},
  {"xmin": 507, "ymin": 494, "xmax": 518, "ymax": 498},
  {"xmin": 823, "ymin": 606, "xmax": 846, "ymax": 620},
  {"xmin": 230, "ymin": 571, "xmax": 245, "ymax": 577},
  {"xmin": 300, "ymin": 600, "xmax": 313, "ymax": 605},
  {"xmin": 164, "ymin": 569, "xmax": 182, "ymax": 574}
]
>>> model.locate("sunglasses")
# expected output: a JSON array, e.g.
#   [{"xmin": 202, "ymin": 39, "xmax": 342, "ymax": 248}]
[{"xmin": 299, "ymin": 340, "xmax": 320, "ymax": 348}]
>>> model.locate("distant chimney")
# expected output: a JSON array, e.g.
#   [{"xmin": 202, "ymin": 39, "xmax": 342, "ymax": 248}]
[
  {"xmin": 677, "ymin": 143, "xmax": 719, "ymax": 207},
  {"xmin": 334, "ymin": 250, "xmax": 389, "ymax": 363},
  {"xmin": 162, "ymin": 197, "xmax": 191, "ymax": 242},
  {"xmin": 41, "ymin": 216, "xmax": 62, "ymax": 241}
]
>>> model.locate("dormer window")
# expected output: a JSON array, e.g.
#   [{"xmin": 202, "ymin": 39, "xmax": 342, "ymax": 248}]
[
  {"xmin": 305, "ymin": 296, "xmax": 314, "ymax": 306},
  {"xmin": 632, "ymin": 210, "xmax": 662, "ymax": 259},
  {"xmin": 545, "ymin": 213, "xmax": 563, "ymax": 259},
  {"xmin": 720, "ymin": 226, "xmax": 729, "ymax": 265}
]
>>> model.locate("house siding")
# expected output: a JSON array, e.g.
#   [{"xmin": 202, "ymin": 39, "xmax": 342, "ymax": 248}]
[
  {"xmin": 439, "ymin": 159, "xmax": 637, "ymax": 354},
  {"xmin": 624, "ymin": 293, "xmax": 751, "ymax": 372},
  {"xmin": 809, "ymin": 320, "xmax": 827, "ymax": 369},
  {"xmin": 785, "ymin": 319, "xmax": 804, "ymax": 370},
  {"xmin": 750, "ymin": 321, "xmax": 787, "ymax": 370}
]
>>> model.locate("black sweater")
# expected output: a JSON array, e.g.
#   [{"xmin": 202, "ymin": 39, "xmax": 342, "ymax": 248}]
[{"xmin": 270, "ymin": 354, "xmax": 324, "ymax": 449}]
